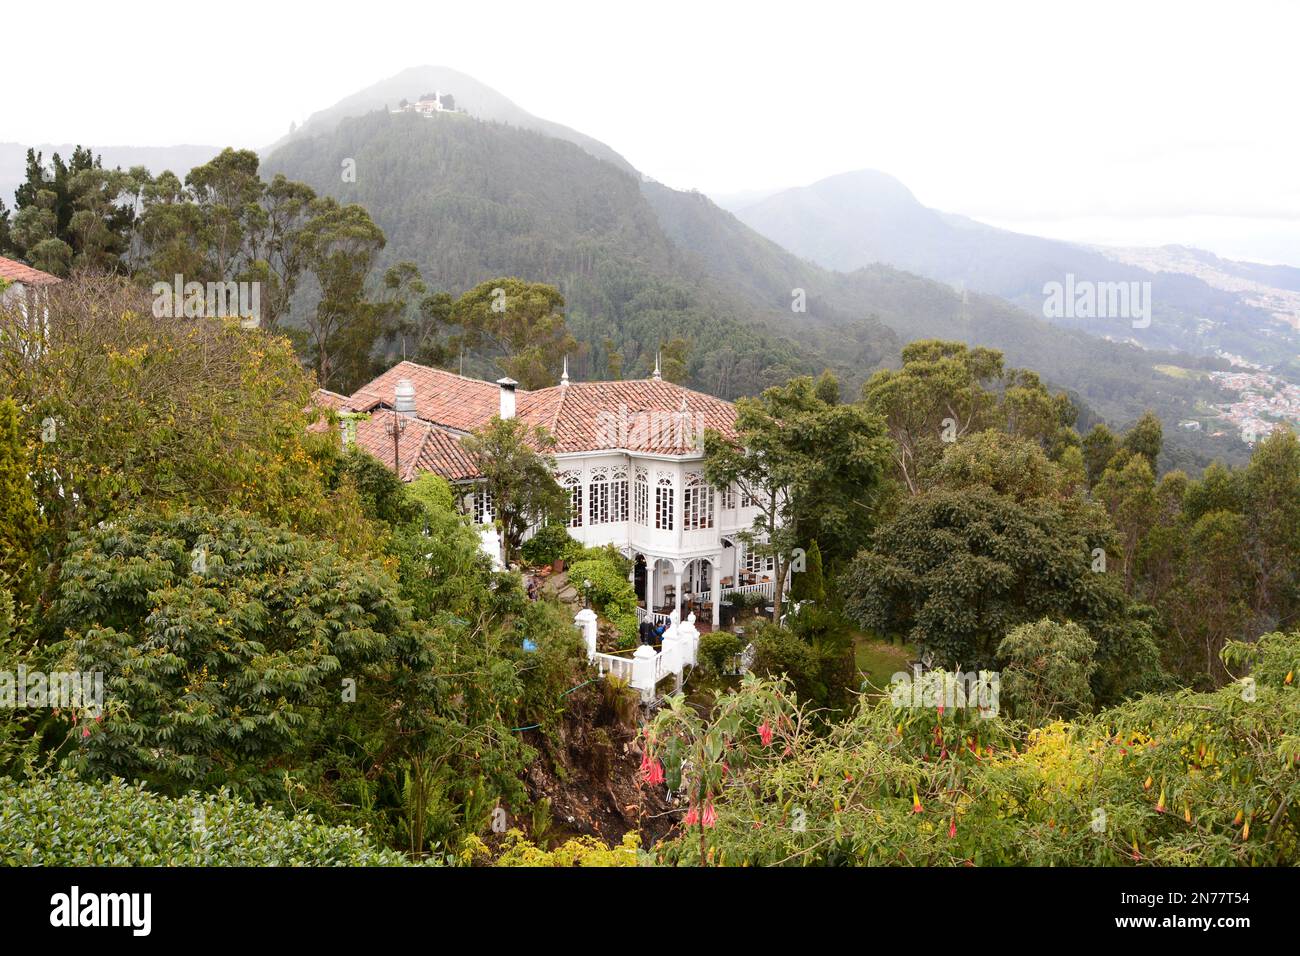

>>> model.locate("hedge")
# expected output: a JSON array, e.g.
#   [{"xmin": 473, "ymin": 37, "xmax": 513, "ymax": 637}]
[{"xmin": 0, "ymin": 773, "xmax": 415, "ymax": 866}]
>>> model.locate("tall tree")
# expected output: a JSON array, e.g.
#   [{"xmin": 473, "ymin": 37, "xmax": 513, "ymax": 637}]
[
  {"xmin": 844, "ymin": 432, "xmax": 1164, "ymax": 703},
  {"xmin": 861, "ymin": 340, "xmax": 1003, "ymax": 495},
  {"xmin": 298, "ymin": 197, "xmax": 388, "ymax": 391},
  {"xmin": 442, "ymin": 278, "xmax": 576, "ymax": 389},
  {"xmin": 459, "ymin": 417, "xmax": 567, "ymax": 565},
  {"xmin": 704, "ymin": 376, "xmax": 891, "ymax": 619}
]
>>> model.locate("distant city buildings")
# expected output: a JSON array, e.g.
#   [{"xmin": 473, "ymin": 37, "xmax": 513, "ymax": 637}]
[{"xmin": 1209, "ymin": 364, "xmax": 1300, "ymax": 444}]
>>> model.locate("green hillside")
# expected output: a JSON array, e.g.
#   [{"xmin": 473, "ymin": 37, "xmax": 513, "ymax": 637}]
[{"xmin": 265, "ymin": 107, "xmax": 1244, "ymax": 469}]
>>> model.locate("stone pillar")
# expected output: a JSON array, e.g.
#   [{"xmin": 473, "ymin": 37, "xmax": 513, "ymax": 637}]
[
  {"xmin": 710, "ymin": 557, "xmax": 721, "ymax": 629},
  {"xmin": 574, "ymin": 608, "xmax": 598, "ymax": 662},
  {"xmin": 632, "ymin": 644, "xmax": 658, "ymax": 703}
]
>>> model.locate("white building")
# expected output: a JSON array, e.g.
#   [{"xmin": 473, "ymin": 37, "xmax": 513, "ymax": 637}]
[
  {"xmin": 315, "ymin": 358, "xmax": 780, "ymax": 630},
  {"xmin": 0, "ymin": 256, "xmax": 60, "ymax": 358},
  {"xmin": 393, "ymin": 91, "xmax": 462, "ymax": 116}
]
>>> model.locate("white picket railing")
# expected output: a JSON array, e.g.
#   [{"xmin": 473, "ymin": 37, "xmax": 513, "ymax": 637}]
[
  {"xmin": 696, "ymin": 581, "xmax": 776, "ymax": 605},
  {"xmin": 593, "ymin": 652, "xmax": 635, "ymax": 683},
  {"xmin": 635, "ymin": 606, "xmax": 673, "ymax": 627},
  {"xmin": 577, "ymin": 610, "xmax": 699, "ymax": 705}
]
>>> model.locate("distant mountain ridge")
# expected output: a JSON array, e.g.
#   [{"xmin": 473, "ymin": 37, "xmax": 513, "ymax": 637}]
[
  {"xmin": 730, "ymin": 169, "xmax": 1300, "ymax": 379},
  {"xmin": 269, "ymin": 65, "xmax": 635, "ymax": 174},
  {"xmin": 263, "ymin": 76, "xmax": 1245, "ymax": 471}
]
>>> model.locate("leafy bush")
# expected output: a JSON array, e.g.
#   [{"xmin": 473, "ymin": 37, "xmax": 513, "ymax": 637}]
[
  {"xmin": 520, "ymin": 524, "xmax": 577, "ymax": 566},
  {"xmin": 996, "ymin": 618, "xmax": 1098, "ymax": 725},
  {"xmin": 460, "ymin": 829, "xmax": 639, "ymax": 866},
  {"xmin": 568, "ymin": 554, "xmax": 638, "ymax": 646},
  {"xmin": 649, "ymin": 630, "xmax": 1300, "ymax": 866},
  {"xmin": 0, "ymin": 773, "xmax": 413, "ymax": 866},
  {"xmin": 750, "ymin": 624, "xmax": 820, "ymax": 699},
  {"xmin": 52, "ymin": 510, "xmax": 408, "ymax": 796},
  {"xmin": 698, "ymin": 632, "xmax": 744, "ymax": 676}
]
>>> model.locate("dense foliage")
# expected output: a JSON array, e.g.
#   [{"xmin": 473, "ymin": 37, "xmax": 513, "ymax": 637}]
[
  {"xmin": 0, "ymin": 773, "xmax": 411, "ymax": 866},
  {"xmin": 647, "ymin": 629, "xmax": 1300, "ymax": 866}
]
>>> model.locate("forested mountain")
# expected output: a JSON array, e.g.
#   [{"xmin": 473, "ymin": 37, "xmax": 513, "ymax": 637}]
[
  {"xmin": 270, "ymin": 64, "xmax": 635, "ymax": 174},
  {"xmin": 265, "ymin": 95, "xmax": 1244, "ymax": 470},
  {"xmin": 731, "ymin": 169, "xmax": 1300, "ymax": 377}
]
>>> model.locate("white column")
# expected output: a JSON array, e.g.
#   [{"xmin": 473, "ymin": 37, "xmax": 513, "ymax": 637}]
[
  {"xmin": 678, "ymin": 613, "xmax": 699, "ymax": 668},
  {"xmin": 574, "ymin": 608, "xmax": 598, "ymax": 662},
  {"xmin": 632, "ymin": 645, "xmax": 657, "ymax": 703},
  {"xmin": 646, "ymin": 559, "xmax": 655, "ymax": 614},
  {"xmin": 674, "ymin": 568, "xmax": 683, "ymax": 620},
  {"xmin": 711, "ymin": 557, "xmax": 721, "ymax": 629}
]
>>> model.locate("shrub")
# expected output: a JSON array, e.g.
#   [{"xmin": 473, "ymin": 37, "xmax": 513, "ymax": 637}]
[
  {"xmin": 461, "ymin": 829, "xmax": 639, "ymax": 866},
  {"xmin": 698, "ymin": 632, "xmax": 744, "ymax": 676},
  {"xmin": 520, "ymin": 524, "xmax": 577, "ymax": 566},
  {"xmin": 0, "ymin": 773, "xmax": 413, "ymax": 866},
  {"xmin": 790, "ymin": 539, "xmax": 825, "ymax": 603},
  {"xmin": 750, "ymin": 624, "xmax": 820, "ymax": 701},
  {"xmin": 996, "ymin": 618, "xmax": 1098, "ymax": 725},
  {"xmin": 568, "ymin": 554, "xmax": 638, "ymax": 646},
  {"xmin": 53, "ymin": 510, "xmax": 408, "ymax": 796}
]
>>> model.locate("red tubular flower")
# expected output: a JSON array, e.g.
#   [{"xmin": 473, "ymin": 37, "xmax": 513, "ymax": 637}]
[
  {"xmin": 758, "ymin": 720, "xmax": 774, "ymax": 747},
  {"xmin": 684, "ymin": 805, "xmax": 699, "ymax": 827},
  {"xmin": 702, "ymin": 802, "xmax": 717, "ymax": 829},
  {"xmin": 640, "ymin": 752, "xmax": 665, "ymax": 786}
]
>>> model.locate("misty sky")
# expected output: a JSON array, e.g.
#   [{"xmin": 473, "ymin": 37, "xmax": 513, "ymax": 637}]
[{"xmin": 8, "ymin": 0, "xmax": 1299, "ymax": 264}]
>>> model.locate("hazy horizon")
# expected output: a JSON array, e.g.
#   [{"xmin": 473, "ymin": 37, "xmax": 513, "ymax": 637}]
[{"xmin": 8, "ymin": 0, "xmax": 1300, "ymax": 265}]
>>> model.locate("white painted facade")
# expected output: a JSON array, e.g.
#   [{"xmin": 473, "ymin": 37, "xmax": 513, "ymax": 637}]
[{"xmin": 470, "ymin": 446, "xmax": 777, "ymax": 629}]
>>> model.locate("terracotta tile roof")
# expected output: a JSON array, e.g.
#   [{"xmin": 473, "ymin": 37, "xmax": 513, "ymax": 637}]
[
  {"xmin": 0, "ymin": 256, "xmax": 61, "ymax": 287},
  {"xmin": 519, "ymin": 379, "xmax": 737, "ymax": 454},
  {"xmin": 310, "ymin": 388, "xmax": 351, "ymax": 411},
  {"xmin": 412, "ymin": 425, "xmax": 480, "ymax": 482},
  {"xmin": 356, "ymin": 361, "xmax": 502, "ymax": 433},
  {"xmin": 314, "ymin": 361, "xmax": 740, "ymax": 483},
  {"xmin": 348, "ymin": 409, "xmax": 482, "ymax": 481}
]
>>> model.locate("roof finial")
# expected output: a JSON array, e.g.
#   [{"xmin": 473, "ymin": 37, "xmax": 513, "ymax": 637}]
[
  {"xmin": 652, "ymin": 350, "xmax": 662, "ymax": 381},
  {"xmin": 560, "ymin": 354, "xmax": 570, "ymax": 386}
]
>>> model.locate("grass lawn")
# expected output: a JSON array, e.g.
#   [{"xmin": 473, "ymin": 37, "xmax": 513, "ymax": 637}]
[{"xmin": 853, "ymin": 633, "xmax": 916, "ymax": 696}]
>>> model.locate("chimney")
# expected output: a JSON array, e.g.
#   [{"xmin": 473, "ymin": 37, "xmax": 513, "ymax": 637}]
[
  {"xmin": 394, "ymin": 378, "xmax": 416, "ymax": 416},
  {"xmin": 497, "ymin": 377, "xmax": 517, "ymax": 420}
]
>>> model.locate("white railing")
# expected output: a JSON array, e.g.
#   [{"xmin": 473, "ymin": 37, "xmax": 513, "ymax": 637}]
[
  {"xmin": 593, "ymin": 652, "xmax": 635, "ymax": 683},
  {"xmin": 578, "ymin": 611, "xmax": 700, "ymax": 704},
  {"xmin": 697, "ymin": 581, "xmax": 776, "ymax": 605},
  {"xmin": 635, "ymin": 606, "xmax": 673, "ymax": 627}
]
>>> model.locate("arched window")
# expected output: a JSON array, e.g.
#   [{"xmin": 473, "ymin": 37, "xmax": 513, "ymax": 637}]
[
  {"xmin": 559, "ymin": 470, "xmax": 583, "ymax": 527},
  {"xmin": 655, "ymin": 473, "xmax": 675, "ymax": 531},
  {"xmin": 634, "ymin": 467, "xmax": 649, "ymax": 525},
  {"xmin": 611, "ymin": 467, "xmax": 628, "ymax": 522},
  {"xmin": 587, "ymin": 467, "xmax": 628, "ymax": 525},
  {"xmin": 683, "ymin": 471, "xmax": 714, "ymax": 530}
]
